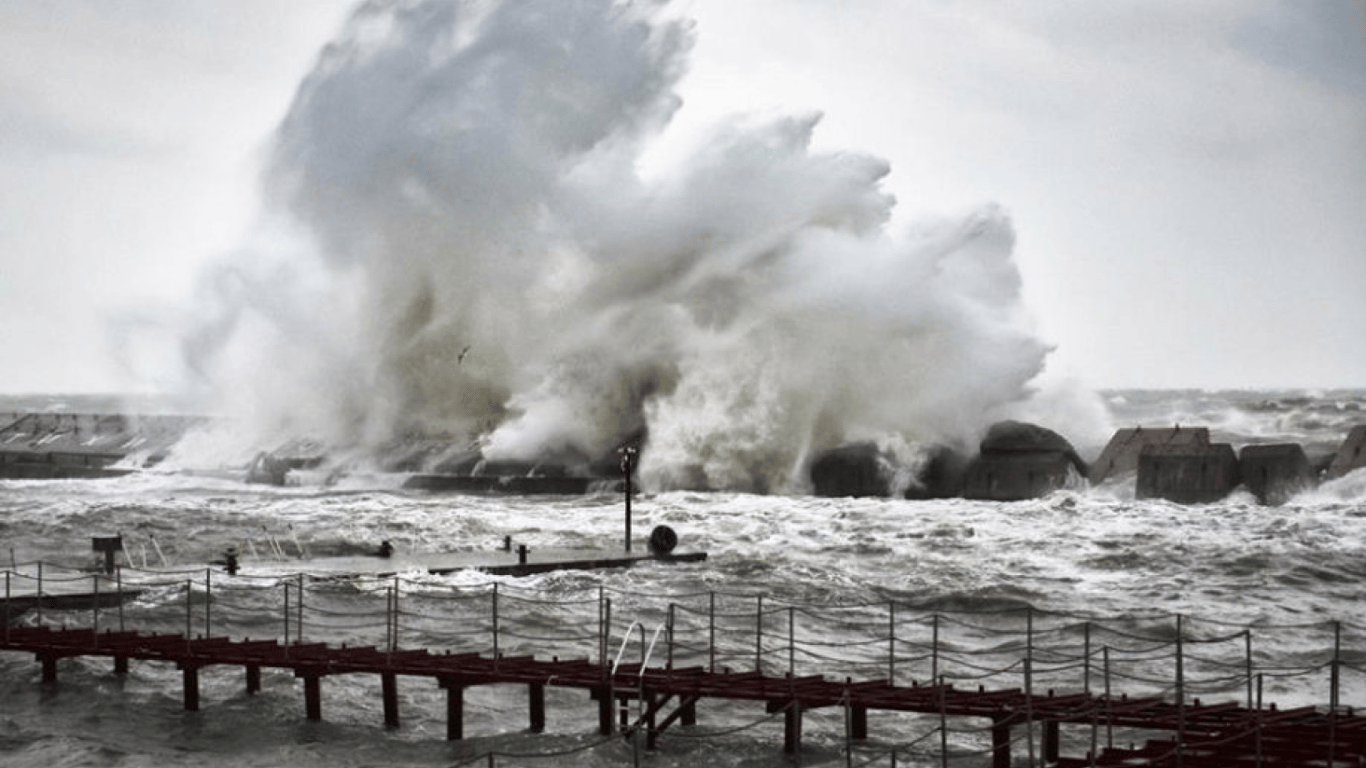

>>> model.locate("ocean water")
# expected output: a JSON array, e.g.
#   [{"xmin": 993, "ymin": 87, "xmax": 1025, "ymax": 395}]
[{"xmin": 2, "ymin": 389, "xmax": 1366, "ymax": 767}]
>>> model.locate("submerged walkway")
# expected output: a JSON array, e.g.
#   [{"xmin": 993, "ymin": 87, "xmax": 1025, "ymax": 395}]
[{"xmin": 6, "ymin": 562, "xmax": 1366, "ymax": 766}]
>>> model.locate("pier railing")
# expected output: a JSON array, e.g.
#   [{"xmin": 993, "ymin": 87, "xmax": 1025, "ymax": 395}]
[{"xmin": 6, "ymin": 560, "xmax": 1366, "ymax": 766}]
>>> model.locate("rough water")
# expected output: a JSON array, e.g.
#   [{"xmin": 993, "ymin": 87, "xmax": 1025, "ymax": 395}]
[
  {"xmin": 7, "ymin": 2, "xmax": 1364, "ymax": 765},
  {"xmin": 2, "ymin": 388, "xmax": 1365, "ymax": 767}
]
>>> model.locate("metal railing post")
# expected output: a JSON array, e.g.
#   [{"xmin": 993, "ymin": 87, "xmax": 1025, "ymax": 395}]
[
  {"xmin": 116, "ymin": 566, "xmax": 124, "ymax": 632},
  {"xmin": 708, "ymin": 592, "xmax": 716, "ymax": 673},
  {"xmin": 666, "ymin": 603, "xmax": 675, "ymax": 669},
  {"xmin": 888, "ymin": 601, "xmax": 896, "ymax": 686},
  {"xmin": 1104, "ymin": 646, "xmax": 1113, "ymax": 749},
  {"xmin": 296, "ymin": 574, "xmax": 304, "ymax": 643},
  {"xmin": 392, "ymin": 576, "xmax": 400, "ymax": 651},
  {"xmin": 204, "ymin": 568, "xmax": 212, "ymax": 637},
  {"xmin": 385, "ymin": 585, "xmax": 394, "ymax": 652},
  {"xmin": 931, "ymin": 614, "xmax": 939, "ymax": 683},
  {"xmin": 755, "ymin": 594, "xmax": 763, "ymax": 672},
  {"xmin": 1083, "ymin": 621, "xmax": 1092, "ymax": 695}
]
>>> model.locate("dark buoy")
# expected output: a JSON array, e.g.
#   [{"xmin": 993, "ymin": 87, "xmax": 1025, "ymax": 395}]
[
  {"xmin": 648, "ymin": 525, "xmax": 678, "ymax": 557},
  {"xmin": 376, "ymin": 540, "xmax": 395, "ymax": 558}
]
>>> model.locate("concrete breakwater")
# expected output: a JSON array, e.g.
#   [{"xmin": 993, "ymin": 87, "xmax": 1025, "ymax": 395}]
[
  {"xmin": 2, "ymin": 411, "xmax": 1363, "ymax": 504},
  {"xmin": 803, "ymin": 420, "xmax": 1363, "ymax": 504}
]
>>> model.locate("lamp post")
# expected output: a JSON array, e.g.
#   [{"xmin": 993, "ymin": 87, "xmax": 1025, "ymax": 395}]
[{"xmin": 619, "ymin": 446, "xmax": 637, "ymax": 552}]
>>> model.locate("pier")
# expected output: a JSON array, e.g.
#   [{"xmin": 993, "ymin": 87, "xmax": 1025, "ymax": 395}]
[{"xmin": 6, "ymin": 563, "xmax": 1366, "ymax": 765}]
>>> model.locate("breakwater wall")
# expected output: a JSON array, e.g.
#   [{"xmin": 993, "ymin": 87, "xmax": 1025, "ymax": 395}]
[{"xmin": 3, "ymin": 411, "xmax": 1363, "ymax": 504}]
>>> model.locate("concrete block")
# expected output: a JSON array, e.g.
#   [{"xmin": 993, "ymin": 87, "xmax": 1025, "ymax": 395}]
[
  {"xmin": 1325, "ymin": 425, "xmax": 1366, "ymax": 480},
  {"xmin": 1091, "ymin": 426, "xmax": 1209, "ymax": 484},
  {"xmin": 1239, "ymin": 443, "xmax": 1316, "ymax": 505},
  {"xmin": 962, "ymin": 451, "xmax": 1083, "ymax": 501},
  {"xmin": 1137, "ymin": 443, "xmax": 1240, "ymax": 504}
]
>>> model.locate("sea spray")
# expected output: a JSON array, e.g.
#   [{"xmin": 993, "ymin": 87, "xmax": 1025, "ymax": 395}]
[{"xmin": 169, "ymin": 0, "xmax": 1104, "ymax": 491}]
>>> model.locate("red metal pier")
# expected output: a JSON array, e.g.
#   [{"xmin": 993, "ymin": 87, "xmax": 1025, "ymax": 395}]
[{"xmin": 6, "ymin": 563, "xmax": 1366, "ymax": 766}]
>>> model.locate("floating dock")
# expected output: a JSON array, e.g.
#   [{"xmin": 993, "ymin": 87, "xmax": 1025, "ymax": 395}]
[{"xmin": 228, "ymin": 547, "xmax": 707, "ymax": 579}]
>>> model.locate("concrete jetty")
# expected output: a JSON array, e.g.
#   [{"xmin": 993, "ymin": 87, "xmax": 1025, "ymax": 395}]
[{"xmin": 5, "ymin": 410, "xmax": 1365, "ymax": 506}]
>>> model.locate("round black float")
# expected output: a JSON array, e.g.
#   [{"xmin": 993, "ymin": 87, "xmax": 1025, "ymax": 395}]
[{"xmin": 648, "ymin": 525, "xmax": 678, "ymax": 556}]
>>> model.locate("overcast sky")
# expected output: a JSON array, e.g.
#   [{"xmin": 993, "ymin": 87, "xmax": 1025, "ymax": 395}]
[{"xmin": 1, "ymin": 0, "xmax": 1363, "ymax": 394}]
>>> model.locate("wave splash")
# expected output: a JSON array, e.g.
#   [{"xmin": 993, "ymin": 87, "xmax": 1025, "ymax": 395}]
[{"xmin": 170, "ymin": 0, "xmax": 1098, "ymax": 492}]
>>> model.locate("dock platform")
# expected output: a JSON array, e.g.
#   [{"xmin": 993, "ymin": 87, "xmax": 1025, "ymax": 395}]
[{"xmin": 236, "ymin": 547, "xmax": 708, "ymax": 578}]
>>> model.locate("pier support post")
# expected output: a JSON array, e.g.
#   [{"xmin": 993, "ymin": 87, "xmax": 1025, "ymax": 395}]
[
  {"xmin": 245, "ymin": 664, "xmax": 261, "ymax": 695},
  {"xmin": 114, "ymin": 656, "xmax": 128, "ymax": 676},
  {"xmin": 441, "ymin": 678, "xmax": 465, "ymax": 740},
  {"xmin": 643, "ymin": 690, "xmax": 657, "ymax": 750},
  {"xmin": 382, "ymin": 673, "xmax": 399, "ymax": 729},
  {"xmin": 1043, "ymin": 720, "xmax": 1060, "ymax": 763},
  {"xmin": 597, "ymin": 689, "xmax": 613, "ymax": 735},
  {"xmin": 851, "ymin": 706, "xmax": 868, "ymax": 740},
  {"xmin": 302, "ymin": 674, "xmax": 321, "ymax": 721},
  {"xmin": 681, "ymin": 696, "xmax": 696, "ymax": 726},
  {"xmin": 182, "ymin": 666, "xmax": 200, "ymax": 711},
  {"xmin": 529, "ymin": 682, "xmax": 545, "ymax": 733},
  {"xmin": 992, "ymin": 715, "xmax": 1012, "ymax": 768},
  {"xmin": 783, "ymin": 703, "xmax": 803, "ymax": 755},
  {"xmin": 40, "ymin": 654, "xmax": 57, "ymax": 684}
]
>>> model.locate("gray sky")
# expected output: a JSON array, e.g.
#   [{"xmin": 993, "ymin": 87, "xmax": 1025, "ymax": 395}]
[{"xmin": 1, "ymin": 0, "xmax": 1363, "ymax": 394}]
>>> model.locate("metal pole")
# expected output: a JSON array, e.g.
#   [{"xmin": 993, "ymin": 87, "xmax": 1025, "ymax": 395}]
[
  {"xmin": 1245, "ymin": 630, "xmax": 1254, "ymax": 709},
  {"xmin": 185, "ymin": 580, "xmax": 193, "ymax": 638},
  {"xmin": 1331, "ymin": 620, "xmax": 1341, "ymax": 711},
  {"xmin": 667, "ymin": 603, "xmax": 675, "ymax": 669},
  {"xmin": 788, "ymin": 606, "xmax": 795, "ymax": 677},
  {"xmin": 116, "ymin": 566, "xmax": 124, "ymax": 632},
  {"xmin": 492, "ymin": 582, "xmax": 500, "ymax": 663},
  {"xmin": 92, "ymin": 573, "xmax": 100, "ymax": 635},
  {"xmin": 1083, "ymin": 622, "xmax": 1092, "ymax": 695},
  {"xmin": 598, "ymin": 587, "xmax": 606, "ymax": 667},
  {"xmin": 283, "ymin": 581, "xmax": 291, "ymax": 645},
  {"xmin": 604, "ymin": 596, "xmax": 612, "ymax": 669},
  {"xmin": 620, "ymin": 447, "xmax": 635, "ymax": 553},
  {"xmin": 755, "ymin": 594, "xmax": 763, "ymax": 672},
  {"xmin": 386, "ymin": 586, "xmax": 394, "ymax": 652},
  {"xmin": 204, "ymin": 568, "xmax": 212, "ymax": 637},
  {"xmin": 932, "ymin": 614, "xmax": 939, "ymax": 683},
  {"xmin": 1104, "ymin": 646, "xmax": 1113, "ymax": 749},
  {"xmin": 709, "ymin": 592, "xmax": 716, "ymax": 673},
  {"xmin": 296, "ymin": 574, "xmax": 304, "ymax": 643},
  {"xmin": 888, "ymin": 602, "xmax": 896, "ymax": 686},
  {"xmin": 36, "ymin": 561, "xmax": 43, "ymax": 625}
]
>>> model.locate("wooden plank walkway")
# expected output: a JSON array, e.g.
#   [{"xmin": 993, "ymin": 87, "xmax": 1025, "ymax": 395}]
[{"xmin": 4, "ymin": 625, "xmax": 1365, "ymax": 766}]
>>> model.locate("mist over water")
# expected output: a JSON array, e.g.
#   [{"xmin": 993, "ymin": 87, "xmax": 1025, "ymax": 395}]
[{"xmin": 169, "ymin": 0, "xmax": 1103, "ymax": 492}]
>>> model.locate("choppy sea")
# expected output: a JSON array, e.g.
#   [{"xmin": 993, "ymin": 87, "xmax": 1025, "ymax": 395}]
[{"xmin": 3, "ymin": 389, "xmax": 1366, "ymax": 767}]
